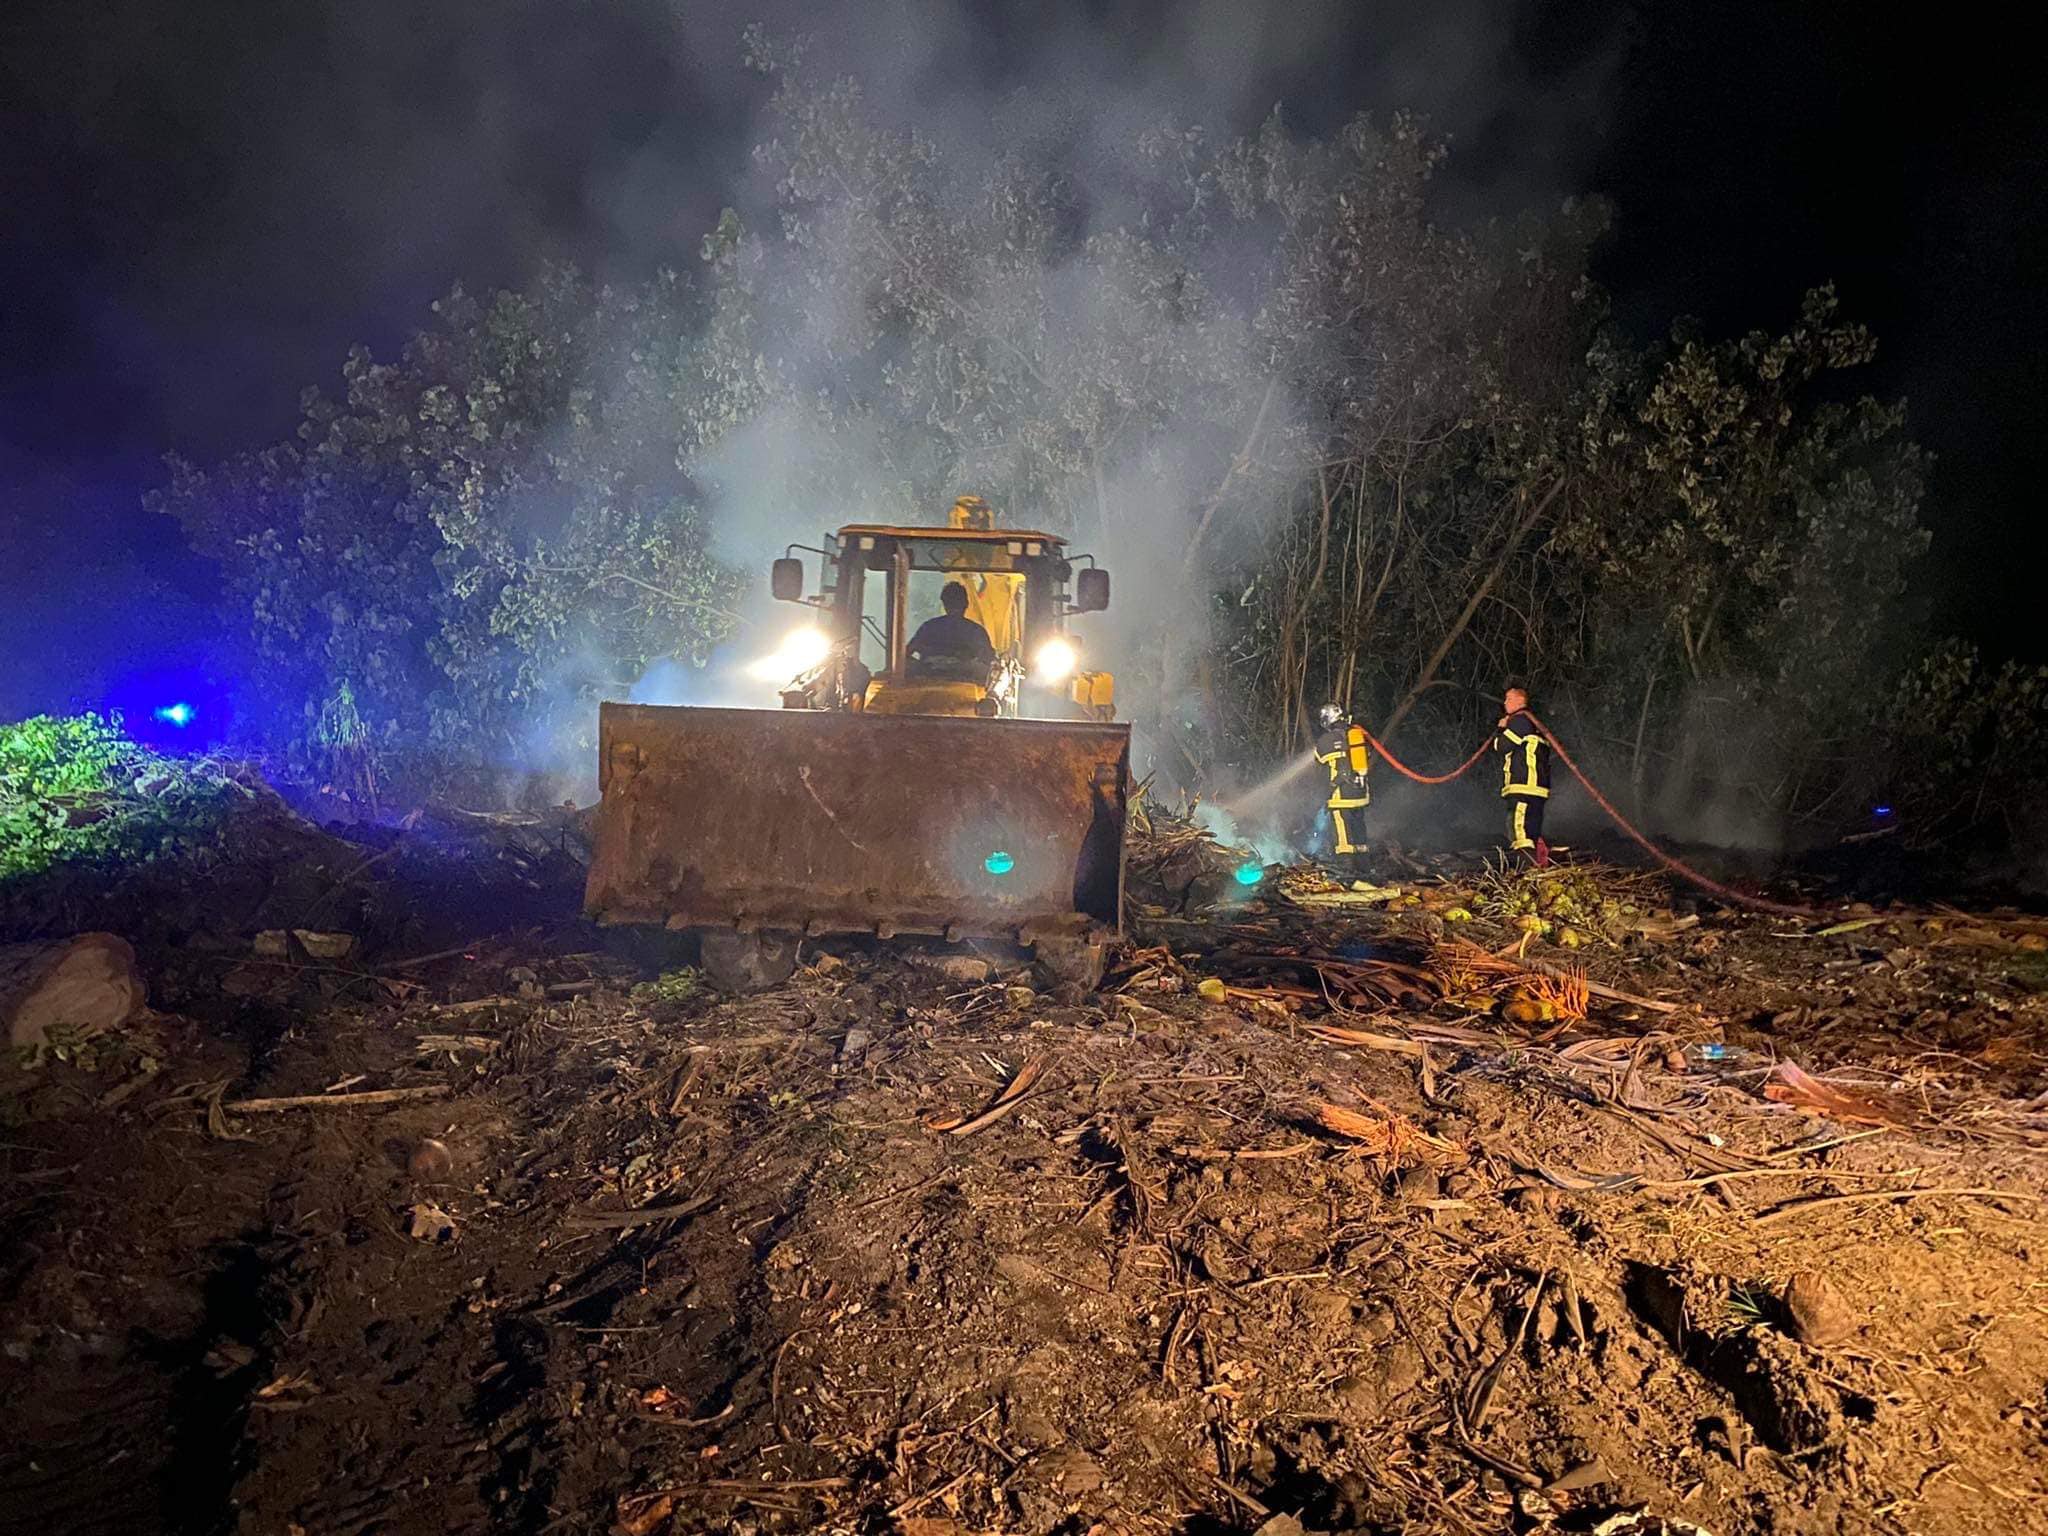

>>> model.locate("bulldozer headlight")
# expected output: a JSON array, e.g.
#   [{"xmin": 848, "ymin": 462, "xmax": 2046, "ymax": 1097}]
[
  {"xmin": 1234, "ymin": 860, "xmax": 1264, "ymax": 886},
  {"xmin": 748, "ymin": 624, "xmax": 831, "ymax": 680},
  {"xmin": 1033, "ymin": 637, "xmax": 1078, "ymax": 683}
]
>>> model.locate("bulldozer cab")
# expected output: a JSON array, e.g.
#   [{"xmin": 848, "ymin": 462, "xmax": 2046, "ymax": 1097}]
[{"xmin": 774, "ymin": 496, "xmax": 1113, "ymax": 720}]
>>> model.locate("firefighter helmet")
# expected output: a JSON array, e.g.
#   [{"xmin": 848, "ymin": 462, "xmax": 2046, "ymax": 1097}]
[{"xmin": 1317, "ymin": 703, "xmax": 1345, "ymax": 729}]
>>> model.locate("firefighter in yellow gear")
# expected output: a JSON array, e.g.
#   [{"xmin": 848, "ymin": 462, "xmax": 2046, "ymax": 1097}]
[
  {"xmin": 1494, "ymin": 686, "xmax": 1552, "ymax": 867},
  {"xmin": 1314, "ymin": 702, "xmax": 1371, "ymax": 871}
]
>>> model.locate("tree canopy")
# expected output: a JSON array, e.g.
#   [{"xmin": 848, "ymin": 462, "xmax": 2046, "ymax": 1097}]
[
  {"xmin": 153, "ymin": 270, "xmax": 742, "ymax": 797},
  {"xmin": 157, "ymin": 36, "xmax": 1993, "ymax": 843}
]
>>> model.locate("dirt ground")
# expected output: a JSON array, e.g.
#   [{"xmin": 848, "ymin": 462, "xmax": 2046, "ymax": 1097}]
[{"xmin": 6, "ymin": 825, "xmax": 2048, "ymax": 1536}]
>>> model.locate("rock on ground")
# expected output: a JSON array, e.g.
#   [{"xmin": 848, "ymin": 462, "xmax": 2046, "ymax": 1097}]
[
  {"xmin": 1783, "ymin": 1269, "xmax": 1856, "ymax": 1347},
  {"xmin": 0, "ymin": 932, "xmax": 143, "ymax": 1050}
]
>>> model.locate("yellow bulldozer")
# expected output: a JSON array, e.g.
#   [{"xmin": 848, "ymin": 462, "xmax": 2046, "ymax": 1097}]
[{"xmin": 584, "ymin": 497, "xmax": 1129, "ymax": 989}]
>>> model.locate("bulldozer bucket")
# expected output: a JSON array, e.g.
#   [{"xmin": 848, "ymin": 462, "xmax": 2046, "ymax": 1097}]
[{"xmin": 585, "ymin": 704, "xmax": 1129, "ymax": 941}]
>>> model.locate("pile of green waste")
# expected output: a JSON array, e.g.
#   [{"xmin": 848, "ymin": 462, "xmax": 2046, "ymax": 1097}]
[
  {"xmin": 0, "ymin": 714, "xmax": 241, "ymax": 882},
  {"xmin": 1474, "ymin": 862, "xmax": 1664, "ymax": 947}
]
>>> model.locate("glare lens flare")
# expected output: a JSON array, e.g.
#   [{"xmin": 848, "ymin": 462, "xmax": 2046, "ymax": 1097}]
[
  {"xmin": 1032, "ymin": 637, "xmax": 1077, "ymax": 683},
  {"xmin": 747, "ymin": 625, "xmax": 832, "ymax": 680},
  {"xmin": 154, "ymin": 702, "xmax": 195, "ymax": 728},
  {"xmin": 984, "ymin": 850, "xmax": 1015, "ymax": 876},
  {"xmin": 1234, "ymin": 860, "xmax": 1264, "ymax": 886}
]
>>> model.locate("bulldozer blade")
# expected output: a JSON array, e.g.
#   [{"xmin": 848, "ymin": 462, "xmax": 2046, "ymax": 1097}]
[{"xmin": 585, "ymin": 704, "xmax": 1129, "ymax": 940}]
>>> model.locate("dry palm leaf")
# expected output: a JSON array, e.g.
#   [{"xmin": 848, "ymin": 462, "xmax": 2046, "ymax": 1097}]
[
  {"xmin": 1306, "ymin": 1023, "xmax": 1425, "ymax": 1058},
  {"xmin": 1763, "ymin": 1060, "xmax": 1915, "ymax": 1129},
  {"xmin": 1526, "ymin": 966, "xmax": 1591, "ymax": 1020},
  {"xmin": 927, "ymin": 1054, "xmax": 1052, "ymax": 1136},
  {"xmin": 1314, "ymin": 1099, "xmax": 1464, "ymax": 1168}
]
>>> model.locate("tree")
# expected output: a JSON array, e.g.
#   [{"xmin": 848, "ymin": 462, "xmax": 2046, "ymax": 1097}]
[
  {"xmin": 153, "ymin": 269, "xmax": 743, "ymax": 798},
  {"xmin": 1884, "ymin": 640, "xmax": 2048, "ymax": 847},
  {"xmin": 160, "ymin": 37, "xmax": 1950, "ymax": 847},
  {"xmin": 1556, "ymin": 286, "xmax": 1930, "ymax": 820},
  {"xmin": 738, "ymin": 37, "xmax": 1597, "ymax": 778}
]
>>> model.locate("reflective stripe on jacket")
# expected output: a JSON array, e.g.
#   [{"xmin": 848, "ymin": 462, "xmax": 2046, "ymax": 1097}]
[{"xmin": 1497, "ymin": 719, "xmax": 1551, "ymax": 798}]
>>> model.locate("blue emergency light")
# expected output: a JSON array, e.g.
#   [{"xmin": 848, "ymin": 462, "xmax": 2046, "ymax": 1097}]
[
  {"xmin": 1234, "ymin": 860, "xmax": 1265, "ymax": 886},
  {"xmin": 984, "ymin": 850, "xmax": 1015, "ymax": 876},
  {"xmin": 154, "ymin": 702, "xmax": 195, "ymax": 728}
]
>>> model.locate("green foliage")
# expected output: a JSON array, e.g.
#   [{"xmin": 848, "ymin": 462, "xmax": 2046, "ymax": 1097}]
[
  {"xmin": 314, "ymin": 679, "xmax": 379, "ymax": 806},
  {"xmin": 1221, "ymin": 271, "xmax": 1937, "ymax": 833},
  {"xmin": 1566, "ymin": 286, "xmax": 1928, "ymax": 700},
  {"xmin": 1884, "ymin": 640, "xmax": 2048, "ymax": 845},
  {"xmin": 1725, "ymin": 1285, "xmax": 1772, "ymax": 1330},
  {"xmin": 151, "ymin": 270, "xmax": 746, "ymax": 799},
  {"xmin": 630, "ymin": 967, "xmax": 701, "ymax": 1006},
  {"xmin": 17, "ymin": 1021, "xmax": 101, "ymax": 1072},
  {"xmin": 315, "ymin": 680, "xmax": 368, "ymax": 751},
  {"xmin": 0, "ymin": 714, "xmax": 234, "ymax": 881},
  {"xmin": 1475, "ymin": 864, "xmax": 1646, "ymax": 941},
  {"xmin": 156, "ymin": 36, "xmax": 2025, "ymax": 848}
]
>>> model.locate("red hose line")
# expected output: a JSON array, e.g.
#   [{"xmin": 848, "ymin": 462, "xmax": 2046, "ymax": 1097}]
[
  {"xmin": 1514, "ymin": 709, "xmax": 1821, "ymax": 919},
  {"xmin": 1352, "ymin": 713, "xmax": 1822, "ymax": 919},
  {"xmin": 1355, "ymin": 729, "xmax": 1491, "ymax": 785}
]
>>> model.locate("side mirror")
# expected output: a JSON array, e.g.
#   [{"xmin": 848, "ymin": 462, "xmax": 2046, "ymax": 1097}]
[
  {"xmin": 1074, "ymin": 567, "xmax": 1110, "ymax": 613},
  {"xmin": 770, "ymin": 557, "xmax": 804, "ymax": 603}
]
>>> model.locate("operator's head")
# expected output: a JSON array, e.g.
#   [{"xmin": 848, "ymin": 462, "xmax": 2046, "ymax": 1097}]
[
  {"xmin": 941, "ymin": 581, "xmax": 970, "ymax": 616},
  {"xmin": 1317, "ymin": 702, "xmax": 1345, "ymax": 729},
  {"xmin": 1503, "ymin": 686, "xmax": 1528, "ymax": 715}
]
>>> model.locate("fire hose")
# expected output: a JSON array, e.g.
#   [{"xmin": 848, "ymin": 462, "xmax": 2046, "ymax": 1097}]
[
  {"xmin": 1351, "ymin": 712, "xmax": 1822, "ymax": 920},
  {"xmin": 1353, "ymin": 732, "xmax": 1492, "ymax": 785}
]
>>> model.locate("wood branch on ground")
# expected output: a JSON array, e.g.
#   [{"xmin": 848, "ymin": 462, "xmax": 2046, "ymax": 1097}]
[{"xmin": 222, "ymin": 1085, "xmax": 451, "ymax": 1113}]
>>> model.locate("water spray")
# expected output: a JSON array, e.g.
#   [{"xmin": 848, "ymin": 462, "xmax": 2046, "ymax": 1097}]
[{"xmin": 1215, "ymin": 749, "xmax": 1317, "ymax": 815}]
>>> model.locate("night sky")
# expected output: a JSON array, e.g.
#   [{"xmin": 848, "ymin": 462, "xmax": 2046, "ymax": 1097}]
[{"xmin": 2, "ymin": 0, "xmax": 2042, "ymax": 720}]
